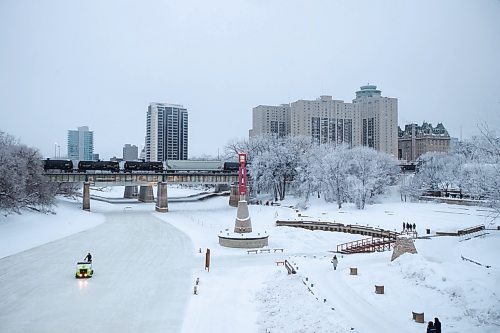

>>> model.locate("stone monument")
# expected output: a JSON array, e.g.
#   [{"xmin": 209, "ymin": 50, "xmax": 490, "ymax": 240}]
[
  {"xmin": 219, "ymin": 153, "xmax": 268, "ymax": 248},
  {"xmin": 391, "ymin": 235, "xmax": 418, "ymax": 261}
]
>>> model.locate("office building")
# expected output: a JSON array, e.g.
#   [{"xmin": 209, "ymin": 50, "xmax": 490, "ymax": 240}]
[
  {"xmin": 145, "ymin": 103, "xmax": 188, "ymax": 162},
  {"xmin": 67, "ymin": 126, "xmax": 94, "ymax": 161},
  {"xmin": 398, "ymin": 122, "xmax": 450, "ymax": 161},
  {"xmin": 123, "ymin": 144, "xmax": 139, "ymax": 161},
  {"xmin": 250, "ymin": 85, "xmax": 398, "ymax": 156}
]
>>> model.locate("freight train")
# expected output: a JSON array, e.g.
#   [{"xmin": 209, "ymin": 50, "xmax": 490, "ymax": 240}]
[{"xmin": 43, "ymin": 159, "xmax": 240, "ymax": 173}]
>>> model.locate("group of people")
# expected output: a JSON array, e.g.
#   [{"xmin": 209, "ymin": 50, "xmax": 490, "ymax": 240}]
[
  {"xmin": 427, "ymin": 318, "xmax": 441, "ymax": 332},
  {"xmin": 403, "ymin": 222, "xmax": 416, "ymax": 231}
]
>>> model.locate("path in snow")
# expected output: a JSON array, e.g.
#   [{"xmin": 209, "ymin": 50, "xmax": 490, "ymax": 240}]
[
  {"xmin": 290, "ymin": 253, "xmax": 430, "ymax": 333},
  {"xmin": 0, "ymin": 210, "xmax": 194, "ymax": 333}
]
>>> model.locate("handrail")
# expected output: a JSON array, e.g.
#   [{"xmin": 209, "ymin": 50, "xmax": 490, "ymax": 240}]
[{"xmin": 276, "ymin": 220, "xmax": 399, "ymax": 239}]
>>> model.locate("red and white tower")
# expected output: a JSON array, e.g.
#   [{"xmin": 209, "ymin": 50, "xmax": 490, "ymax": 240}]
[{"xmin": 238, "ymin": 152, "xmax": 248, "ymax": 198}]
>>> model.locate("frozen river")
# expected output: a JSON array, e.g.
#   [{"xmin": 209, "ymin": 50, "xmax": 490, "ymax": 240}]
[{"xmin": 0, "ymin": 211, "xmax": 195, "ymax": 333}]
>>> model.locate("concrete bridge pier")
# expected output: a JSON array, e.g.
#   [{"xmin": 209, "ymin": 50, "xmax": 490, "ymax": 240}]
[
  {"xmin": 139, "ymin": 185, "xmax": 154, "ymax": 203},
  {"xmin": 83, "ymin": 181, "xmax": 90, "ymax": 211},
  {"xmin": 155, "ymin": 182, "xmax": 169, "ymax": 212},
  {"xmin": 215, "ymin": 184, "xmax": 230, "ymax": 193},
  {"xmin": 229, "ymin": 184, "xmax": 239, "ymax": 207},
  {"xmin": 124, "ymin": 185, "xmax": 138, "ymax": 198}
]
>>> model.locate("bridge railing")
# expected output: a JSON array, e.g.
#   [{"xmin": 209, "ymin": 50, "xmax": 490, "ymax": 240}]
[{"xmin": 43, "ymin": 171, "xmax": 239, "ymax": 185}]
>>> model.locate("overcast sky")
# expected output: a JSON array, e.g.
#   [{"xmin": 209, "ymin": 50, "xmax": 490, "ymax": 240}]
[{"xmin": 1, "ymin": 0, "xmax": 499, "ymax": 159}]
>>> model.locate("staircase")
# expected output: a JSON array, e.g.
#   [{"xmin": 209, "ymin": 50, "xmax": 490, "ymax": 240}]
[{"xmin": 336, "ymin": 237, "xmax": 396, "ymax": 254}]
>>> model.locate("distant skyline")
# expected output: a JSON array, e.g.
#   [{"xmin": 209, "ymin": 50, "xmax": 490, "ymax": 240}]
[{"xmin": 1, "ymin": 0, "xmax": 499, "ymax": 159}]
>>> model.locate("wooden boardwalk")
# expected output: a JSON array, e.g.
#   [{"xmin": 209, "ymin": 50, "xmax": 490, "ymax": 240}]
[
  {"xmin": 276, "ymin": 220, "xmax": 400, "ymax": 239},
  {"xmin": 336, "ymin": 237, "xmax": 396, "ymax": 254},
  {"xmin": 276, "ymin": 220, "xmax": 400, "ymax": 254}
]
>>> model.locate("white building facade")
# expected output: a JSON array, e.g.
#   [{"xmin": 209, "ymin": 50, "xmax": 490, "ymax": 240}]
[
  {"xmin": 250, "ymin": 85, "xmax": 398, "ymax": 156},
  {"xmin": 145, "ymin": 103, "xmax": 188, "ymax": 162}
]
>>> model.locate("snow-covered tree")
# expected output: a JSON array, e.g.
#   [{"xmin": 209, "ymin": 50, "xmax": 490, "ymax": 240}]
[
  {"xmin": 249, "ymin": 135, "xmax": 311, "ymax": 201},
  {"xmin": 413, "ymin": 152, "xmax": 463, "ymax": 194},
  {"xmin": 316, "ymin": 144, "xmax": 351, "ymax": 209},
  {"xmin": 0, "ymin": 131, "xmax": 56, "ymax": 215},
  {"xmin": 468, "ymin": 126, "xmax": 500, "ymax": 216},
  {"xmin": 347, "ymin": 146, "xmax": 399, "ymax": 209},
  {"xmin": 293, "ymin": 144, "xmax": 325, "ymax": 208}
]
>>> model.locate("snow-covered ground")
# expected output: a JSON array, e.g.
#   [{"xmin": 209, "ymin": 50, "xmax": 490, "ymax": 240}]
[{"xmin": 1, "ymin": 185, "xmax": 499, "ymax": 333}]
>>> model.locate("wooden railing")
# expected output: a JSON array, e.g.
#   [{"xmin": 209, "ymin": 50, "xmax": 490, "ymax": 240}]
[
  {"xmin": 457, "ymin": 224, "xmax": 485, "ymax": 236},
  {"xmin": 276, "ymin": 220, "xmax": 400, "ymax": 239},
  {"xmin": 336, "ymin": 237, "xmax": 396, "ymax": 254}
]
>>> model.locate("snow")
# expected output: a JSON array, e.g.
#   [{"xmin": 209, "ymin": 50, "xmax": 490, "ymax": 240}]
[{"xmin": 1, "ymin": 185, "xmax": 499, "ymax": 333}]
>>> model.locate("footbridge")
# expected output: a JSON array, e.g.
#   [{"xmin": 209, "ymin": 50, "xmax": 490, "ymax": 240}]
[{"xmin": 44, "ymin": 171, "xmax": 239, "ymax": 212}]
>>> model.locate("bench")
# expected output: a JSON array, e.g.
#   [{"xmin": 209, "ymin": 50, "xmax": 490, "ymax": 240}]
[
  {"xmin": 273, "ymin": 248, "xmax": 284, "ymax": 253},
  {"xmin": 260, "ymin": 249, "xmax": 271, "ymax": 253},
  {"xmin": 284, "ymin": 260, "xmax": 296, "ymax": 274},
  {"xmin": 247, "ymin": 250, "xmax": 258, "ymax": 254},
  {"xmin": 276, "ymin": 261, "xmax": 285, "ymax": 266}
]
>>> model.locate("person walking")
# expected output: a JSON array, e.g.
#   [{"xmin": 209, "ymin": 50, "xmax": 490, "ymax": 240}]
[
  {"xmin": 427, "ymin": 321, "xmax": 437, "ymax": 333},
  {"xmin": 434, "ymin": 318, "xmax": 441, "ymax": 333},
  {"xmin": 413, "ymin": 223, "xmax": 416, "ymax": 231},
  {"xmin": 403, "ymin": 222, "xmax": 406, "ymax": 231},
  {"xmin": 331, "ymin": 255, "xmax": 338, "ymax": 270}
]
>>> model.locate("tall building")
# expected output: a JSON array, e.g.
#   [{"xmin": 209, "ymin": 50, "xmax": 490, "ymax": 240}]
[
  {"xmin": 398, "ymin": 122, "xmax": 450, "ymax": 161},
  {"xmin": 250, "ymin": 85, "xmax": 398, "ymax": 156},
  {"xmin": 145, "ymin": 103, "xmax": 188, "ymax": 162},
  {"xmin": 67, "ymin": 126, "xmax": 94, "ymax": 161},
  {"xmin": 123, "ymin": 144, "xmax": 138, "ymax": 161},
  {"xmin": 250, "ymin": 104, "xmax": 291, "ymax": 138}
]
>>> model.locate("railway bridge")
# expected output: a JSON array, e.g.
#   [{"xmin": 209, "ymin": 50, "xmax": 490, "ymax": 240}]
[{"xmin": 44, "ymin": 171, "xmax": 239, "ymax": 212}]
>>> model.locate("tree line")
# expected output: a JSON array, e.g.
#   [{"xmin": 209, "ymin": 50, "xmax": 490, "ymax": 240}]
[
  {"xmin": 226, "ymin": 128, "xmax": 500, "ymax": 215},
  {"xmin": 225, "ymin": 135, "xmax": 400, "ymax": 210},
  {"xmin": 0, "ymin": 131, "xmax": 56, "ymax": 215},
  {"xmin": 402, "ymin": 127, "xmax": 500, "ymax": 217}
]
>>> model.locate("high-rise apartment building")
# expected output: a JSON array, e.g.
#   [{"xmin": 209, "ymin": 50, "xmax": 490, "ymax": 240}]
[
  {"xmin": 250, "ymin": 104, "xmax": 291, "ymax": 138},
  {"xmin": 123, "ymin": 144, "xmax": 138, "ymax": 161},
  {"xmin": 250, "ymin": 85, "xmax": 398, "ymax": 156},
  {"xmin": 398, "ymin": 122, "xmax": 450, "ymax": 161},
  {"xmin": 145, "ymin": 103, "xmax": 188, "ymax": 162},
  {"xmin": 67, "ymin": 126, "xmax": 94, "ymax": 161}
]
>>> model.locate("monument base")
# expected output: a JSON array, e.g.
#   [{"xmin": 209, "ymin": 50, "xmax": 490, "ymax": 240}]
[{"xmin": 218, "ymin": 231, "xmax": 268, "ymax": 248}]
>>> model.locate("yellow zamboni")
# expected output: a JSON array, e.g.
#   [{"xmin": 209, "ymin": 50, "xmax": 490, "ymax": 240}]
[{"xmin": 75, "ymin": 261, "xmax": 93, "ymax": 279}]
